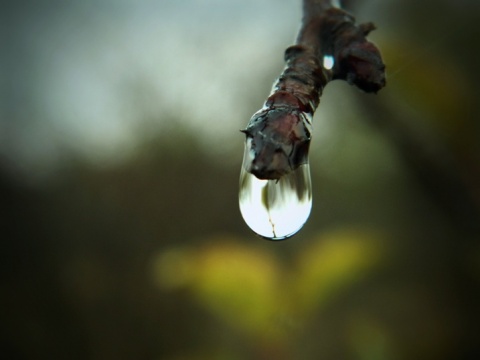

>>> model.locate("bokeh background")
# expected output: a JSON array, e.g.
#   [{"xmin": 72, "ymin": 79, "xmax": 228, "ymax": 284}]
[{"xmin": 3, "ymin": 0, "xmax": 480, "ymax": 359}]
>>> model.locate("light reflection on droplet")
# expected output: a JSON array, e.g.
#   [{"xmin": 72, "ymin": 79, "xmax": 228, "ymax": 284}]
[
  {"xmin": 239, "ymin": 163, "xmax": 312, "ymax": 240},
  {"xmin": 323, "ymin": 55, "xmax": 334, "ymax": 70}
]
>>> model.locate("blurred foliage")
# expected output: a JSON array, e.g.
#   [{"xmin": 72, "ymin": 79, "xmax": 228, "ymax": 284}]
[
  {"xmin": 3, "ymin": 0, "xmax": 480, "ymax": 359},
  {"xmin": 153, "ymin": 229, "xmax": 384, "ymax": 344}
]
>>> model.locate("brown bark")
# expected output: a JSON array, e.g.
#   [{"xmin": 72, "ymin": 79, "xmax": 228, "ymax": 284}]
[{"xmin": 242, "ymin": 0, "xmax": 385, "ymax": 180}]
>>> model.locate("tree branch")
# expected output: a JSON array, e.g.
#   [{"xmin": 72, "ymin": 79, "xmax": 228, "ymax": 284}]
[{"xmin": 242, "ymin": 0, "xmax": 385, "ymax": 180}]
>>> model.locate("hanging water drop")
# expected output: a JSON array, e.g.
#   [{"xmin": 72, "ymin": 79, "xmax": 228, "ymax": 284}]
[
  {"xmin": 238, "ymin": 107, "xmax": 313, "ymax": 240},
  {"xmin": 239, "ymin": 161, "xmax": 312, "ymax": 240}
]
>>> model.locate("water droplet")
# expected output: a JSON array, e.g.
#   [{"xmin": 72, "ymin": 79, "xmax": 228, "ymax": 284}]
[{"xmin": 239, "ymin": 161, "xmax": 312, "ymax": 240}]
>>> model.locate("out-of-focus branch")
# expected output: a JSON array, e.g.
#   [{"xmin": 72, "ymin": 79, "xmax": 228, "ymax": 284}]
[{"xmin": 360, "ymin": 95, "xmax": 480, "ymax": 235}]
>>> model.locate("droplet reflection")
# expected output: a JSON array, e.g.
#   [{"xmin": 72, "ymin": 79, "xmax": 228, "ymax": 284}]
[
  {"xmin": 323, "ymin": 55, "xmax": 335, "ymax": 70},
  {"xmin": 239, "ymin": 162, "xmax": 312, "ymax": 240}
]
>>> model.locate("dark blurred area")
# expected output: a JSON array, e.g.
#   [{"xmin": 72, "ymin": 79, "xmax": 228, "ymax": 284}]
[{"xmin": 3, "ymin": 0, "xmax": 480, "ymax": 359}]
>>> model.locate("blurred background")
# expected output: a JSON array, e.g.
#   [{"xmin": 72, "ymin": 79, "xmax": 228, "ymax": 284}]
[{"xmin": 3, "ymin": 0, "xmax": 480, "ymax": 359}]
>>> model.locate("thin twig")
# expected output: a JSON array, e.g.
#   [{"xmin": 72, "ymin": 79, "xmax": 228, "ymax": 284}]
[{"xmin": 241, "ymin": 0, "xmax": 385, "ymax": 180}]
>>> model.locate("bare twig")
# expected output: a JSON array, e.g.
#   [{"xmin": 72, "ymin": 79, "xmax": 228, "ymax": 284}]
[{"xmin": 242, "ymin": 0, "xmax": 385, "ymax": 180}]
